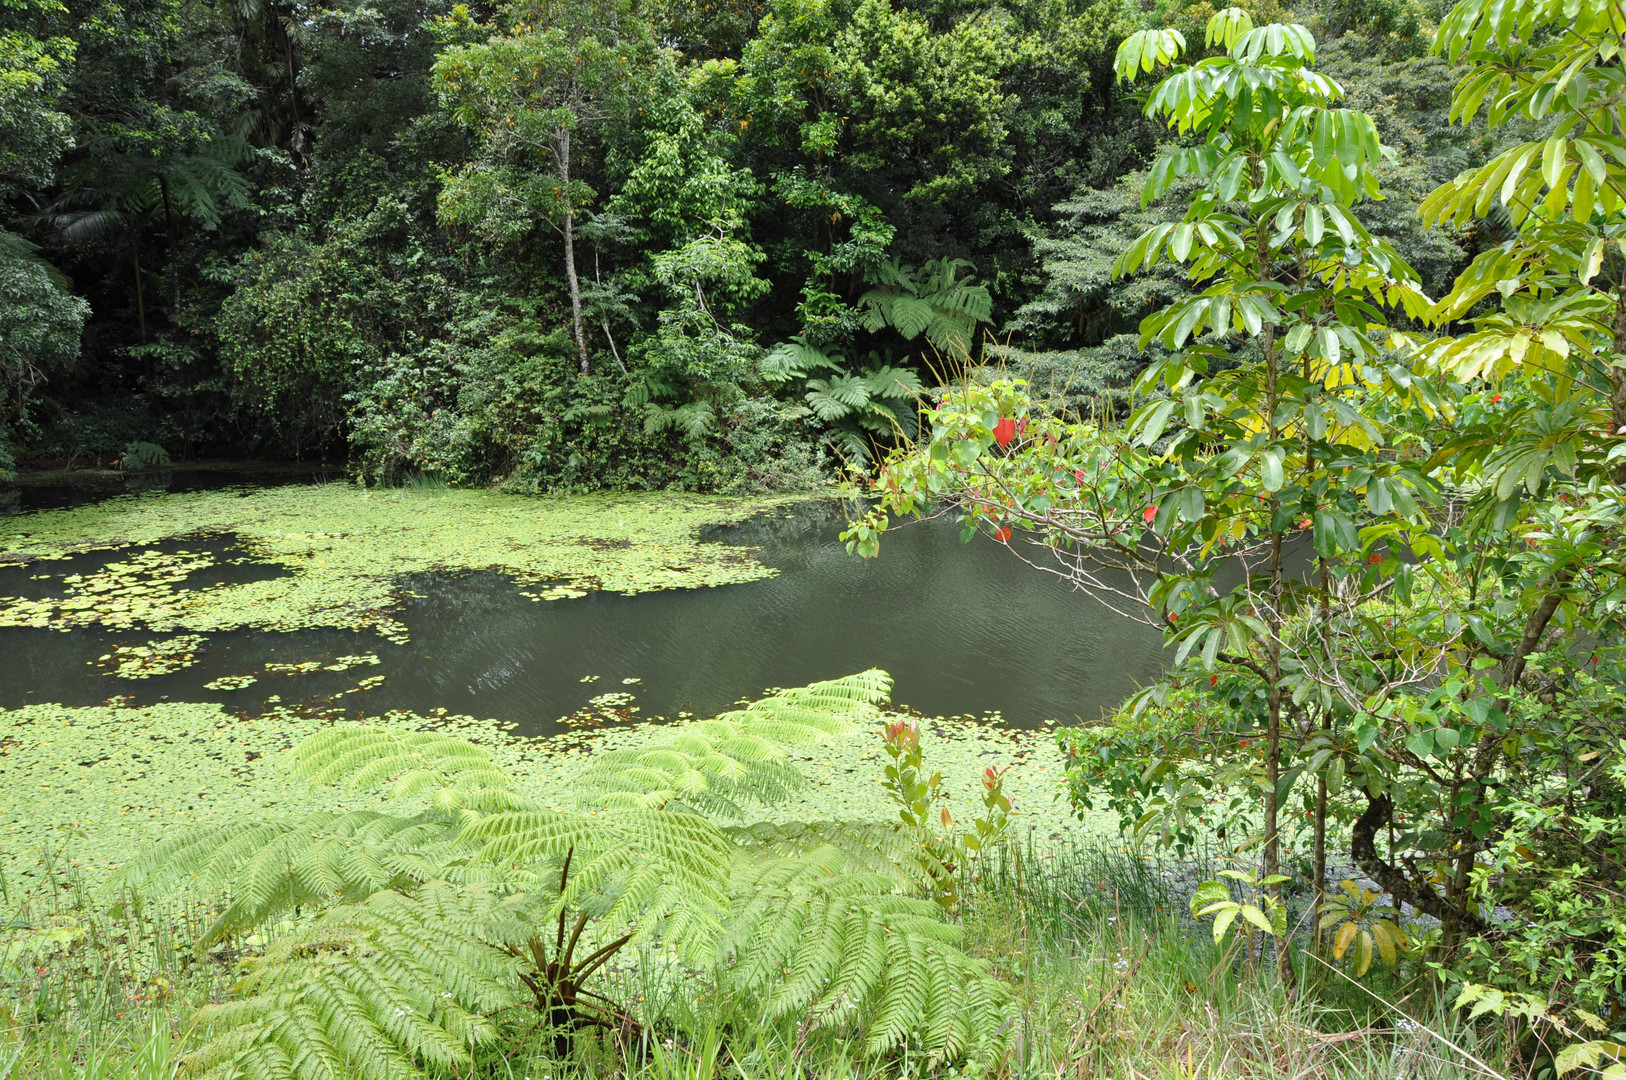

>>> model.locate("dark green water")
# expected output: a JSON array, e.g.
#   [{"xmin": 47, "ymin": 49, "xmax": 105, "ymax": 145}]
[{"xmin": 0, "ymin": 494, "xmax": 1165, "ymax": 735}]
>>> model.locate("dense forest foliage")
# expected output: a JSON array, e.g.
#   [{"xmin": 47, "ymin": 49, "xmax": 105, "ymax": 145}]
[{"xmin": 2, "ymin": 0, "xmax": 1451, "ymax": 490}]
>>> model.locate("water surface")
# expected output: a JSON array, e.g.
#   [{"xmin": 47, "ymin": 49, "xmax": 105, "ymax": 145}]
[{"xmin": 0, "ymin": 496, "xmax": 1165, "ymax": 735}]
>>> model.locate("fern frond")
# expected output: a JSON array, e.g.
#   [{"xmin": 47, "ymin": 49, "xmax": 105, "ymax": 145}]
[
  {"xmin": 295, "ymin": 726, "xmax": 514, "ymax": 795},
  {"xmin": 712, "ymin": 670, "xmax": 891, "ymax": 743},
  {"xmin": 860, "ymin": 365, "xmax": 925, "ymax": 401},
  {"xmin": 577, "ymin": 728, "xmax": 802, "ymax": 816},
  {"xmin": 462, "ymin": 807, "xmax": 733, "ymax": 943},
  {"xmin": 805, "ymin": 377, "xmax": 872, "ymax": 421},
  {"xmin": 728, "ymin": 820, "xmax": 945, "ymax": 890},
  {"xmin": 115, "ymin": 811, "xmax": 476, "ymax": 942},
  {"xmin": 884, "ymin": 296, "xmax": 938, "ymax": 340},
  {"xmin": 575, "ymin": 674, "xmax": 889, "ymax": 815},
  {"xmin": 761, "ymin": 338, "xmax": 841, "ymax": 382},
  {"xmin": 186, "ymin": 882, "xmax": 528, "ymax": 1080},
  {"xmin": 719, "ymin": 847, "xmax": 1014, "ymax": 1058}
]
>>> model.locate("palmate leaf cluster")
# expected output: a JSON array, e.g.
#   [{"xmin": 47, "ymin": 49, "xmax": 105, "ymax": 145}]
[{"xmin": 118, "ymin": 671, "xmax": 1014, "ymax": 1079}]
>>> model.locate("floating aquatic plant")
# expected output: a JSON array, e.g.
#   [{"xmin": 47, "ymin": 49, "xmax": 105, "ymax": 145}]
[
  {"xmin": 93, "ymin": 634, "xmax": 207, "ymax": 679},
  {"xmin": 0, "ymin": 485, "xmax": 798, "ymax": 640},
  {"xmin": 0, "ymin": 697, "xmax": 1106, "ymax": 905},
  {"xmin": 202, "ymin": 674, "xmax": 258, "ymax": 691}
]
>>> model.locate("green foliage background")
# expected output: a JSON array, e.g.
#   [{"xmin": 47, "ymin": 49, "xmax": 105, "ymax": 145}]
[{"xmin": 0, "ymin": 0, "xmax": 1463, "ymax": 489}]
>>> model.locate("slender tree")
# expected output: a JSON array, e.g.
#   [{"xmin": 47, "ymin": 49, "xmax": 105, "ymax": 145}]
[{"xmin": 435, "ymin": 0, "xmax": 651, "ymax": 374}]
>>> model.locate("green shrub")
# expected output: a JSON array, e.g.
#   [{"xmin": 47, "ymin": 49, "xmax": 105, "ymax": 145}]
[{"xmin": 118, "ymin": 441, "xmax": 170, "ymax": 471}]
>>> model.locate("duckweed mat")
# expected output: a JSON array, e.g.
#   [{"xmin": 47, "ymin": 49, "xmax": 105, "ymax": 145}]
[
  {"xmin": 0, "ymin": 485, "xmax": 799, "ymax": 641},
  {"xmin": 0, "ymin": 699, "xmax": 1111, "ymax": 903}
]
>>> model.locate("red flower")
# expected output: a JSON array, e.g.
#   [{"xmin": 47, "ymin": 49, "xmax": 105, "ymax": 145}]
[
  {"xmin": 1143, "ymin": 505, "xmax": 1157, "ymax": 524},
  {"xmin": 1489, "ymin": 394, "xmax": 1503, "ymax": 403},
  {"xmin": 993, "ymin": 417, "xmax": 1016, "ymax": 448}
]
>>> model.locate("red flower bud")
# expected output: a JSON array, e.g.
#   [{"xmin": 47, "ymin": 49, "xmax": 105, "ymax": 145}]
[{"xmin": 883, "ymin": 717, "xmax": 920, "ymax": 750}]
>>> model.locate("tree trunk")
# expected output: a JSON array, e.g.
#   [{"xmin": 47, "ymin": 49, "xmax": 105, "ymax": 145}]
[
  {"xmin": 132, "ymin": 241, "xmax": 147, "ymax": 343},
  {"xmin": 593, "ymin": 246, "xmax": 625, "ymax": 373},
  {"xmin": 1262, "ymin": 320, "xmax": 1288, "ymax": 982},
  {"xmin": 1611, "ymin": 276, "xmax": 1626, "ymax": 486},
  {"xmin": 1312, "ymin": 555, "xmax": 1333, "ymax": 947},
  {"xmin": 558, "ymin": 126, "xmax": 590, "ymax": 376}
]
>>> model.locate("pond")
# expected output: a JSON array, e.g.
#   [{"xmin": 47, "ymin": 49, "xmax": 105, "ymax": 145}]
[{"xmin": 0, "ymin": 484, "xmax": 1165, "ymax": 736}]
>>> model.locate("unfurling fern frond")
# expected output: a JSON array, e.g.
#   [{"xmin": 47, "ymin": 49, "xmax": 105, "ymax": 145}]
[{"xmin": 719, "ymin": 847, "xmax": 1014, "ymax": 1057}]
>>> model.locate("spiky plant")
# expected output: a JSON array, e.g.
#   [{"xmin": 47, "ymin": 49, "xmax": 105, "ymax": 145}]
[{"xmin": 119, "ymin": 671, "xmax": 1015, "ymax": 1079}]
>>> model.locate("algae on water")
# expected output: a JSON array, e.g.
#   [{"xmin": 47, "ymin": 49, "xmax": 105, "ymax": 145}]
[
  {"xmin": 0, "ymin": 484, "xmax": 795, "ymax": 640},
  {"xmin": 0, "ymin": 697, "xmax": 1106, "ymax": 904}
]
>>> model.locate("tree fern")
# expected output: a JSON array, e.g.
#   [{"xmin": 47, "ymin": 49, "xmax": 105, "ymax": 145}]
[
  {"xmin": 718, "ymin": 847, "xmax": 1014, "ymax": 1056},
  {"xmin": 578, "ymin": 669, "xmax": 890, "ymax": 815},
  {"xmin": 115, "ymin": 811, "xmax": 475, "ymax": 943},
  {"xmin": 138, "ymin": 671, "xmax": 1014, "ymax": 1077},
  {"xmin": 293, "ymin": 725, "xmax": 531, "ymax": 817},
  {"xmin": 858, "ymin": 258, "xmax": 993, "ymax": 359},
  {"xmin": 185, "ymin": 883, "xmax": 533, "ymax": 1080}
]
